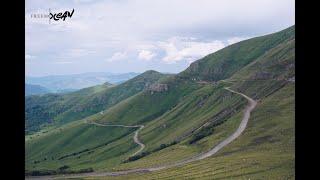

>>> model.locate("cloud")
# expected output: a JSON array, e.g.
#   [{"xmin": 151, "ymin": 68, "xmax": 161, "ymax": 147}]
[
  {"xmin": 26, "ymin": 0, "xmax": 294, "ymax": 76},
  {"xmin": 107, "ymin": 52, "xmax": 127, "ymax": 62},
  {"xmin": 159, "ymin": 37, "xmax": 225, "ymax": 64},
  {"xmin": 138, "ymin": 50, "xmax": 156, "ymax": 61}
]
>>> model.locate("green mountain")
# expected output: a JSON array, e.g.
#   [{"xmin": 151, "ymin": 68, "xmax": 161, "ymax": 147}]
[
  {"xmin": 25, "ymin": 71, "xmax": 169, "ymax": 134},
  {"xmin": 25, "ymin": 25, "xmax": 294, "ymax": 179}
]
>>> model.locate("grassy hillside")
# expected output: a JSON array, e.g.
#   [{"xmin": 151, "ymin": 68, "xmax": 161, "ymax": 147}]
[
  {"xmin": 25, "ymin": 119, "xmax": 137, "ymax": 173},
  {"xmin": 25, "ymin": 25, "xmax": 294, "ymax": 179},
  {"xmin": 25, "ymin": 81, "xmax": 247, "ymax": 173},
  {"xmin": 100, "ymin": 26, "xmax": 295, "ymax": 178},
  {"xmin": 25, "ymin": 70, "xmax": 168, "ymax": 134},
  {"xmin": 98, "ymin": 83, "xmax": 294, "ymax": 180},
  {"xmin": 180, "ymin": 26, "xmax": 294, "ymax": 82},
  {"xmin": 25, "ymin": 83, "xmax": 112, "ymax": 133}
]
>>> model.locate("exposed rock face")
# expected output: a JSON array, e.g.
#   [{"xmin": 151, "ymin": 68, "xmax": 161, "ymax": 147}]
[{"xmin": 146, "ymin": 83, "xmax": 168, "ymax": 93}]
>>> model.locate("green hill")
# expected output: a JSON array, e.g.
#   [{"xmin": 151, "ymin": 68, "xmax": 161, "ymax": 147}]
[
  {"xmin": 180, "ymin": 25, "xmax": 294, "ymax": 81},
  {"xmin": 25, "ymin": 70, "xmax": 169, "ymax": 134},
  {"xmin": 25, "ymin": 25, "xmax": 295, "ymax": 179},
  {"xmin": 108, "ymin": 26, "xmax": 295, "ymax": 179}
]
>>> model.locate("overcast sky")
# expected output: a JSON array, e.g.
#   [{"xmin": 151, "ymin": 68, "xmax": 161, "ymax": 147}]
[{"xmin": 26, "ymin": 0, "xmax": 295, "ymax": 77}]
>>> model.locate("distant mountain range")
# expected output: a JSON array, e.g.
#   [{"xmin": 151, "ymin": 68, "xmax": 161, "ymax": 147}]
[
  {"xmin": 25, "ymin": 84, "xmax": 50, "ymax": 96},
  {"xmin": 26, "ymin": 72, "xmax": 140, "ymax": 92}
]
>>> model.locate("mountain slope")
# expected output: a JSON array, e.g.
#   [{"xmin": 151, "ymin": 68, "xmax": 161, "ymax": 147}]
[
  {"xmin": 105, "ymin": 83, "xmax": 294, "ymax": 180},
  {"xmin": 25, "ymin": 71, "xmax": 169, "ymax": 133},
  {"xmin": 180, "ymin": 25, "xmax": 294, "ymax": 82},
  {"xmin": 107, "ymin": 26, "xmax": 295, "ymax": 179},
  {"xmin": 26, "ymin": 25, "xmax": 294, "ymax": 179}
]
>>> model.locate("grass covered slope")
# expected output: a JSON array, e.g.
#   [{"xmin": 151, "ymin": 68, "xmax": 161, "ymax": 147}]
[
  {"xmin": 180, "ymin": 25, "xmax": 294, "ymax": 82},
  {"xmin": 25, "ymin": 70, "xmax": 168, "ymax": 133},
  {"xmin": 90, "ymin": 76, "xmax": 201, "ymax": 126},
  {"xmin": 25, "ymin": 119, "xmax": 138, "ymax": 173},
  {"xmin": 103, "ymin": 26, "xmax": 295, "ymax": 179},
  {"xmin": 25, "ymin": 25, "xmax": 295, "ymax": 178},
  {"xmin": 25, "ymin": 83, "xmax": 113, "ymax": 133},
  {"xmin": 25, "ymin": 81, "xmax": 246, "ymax": 174},
  {"xmin": 87, "ymin": 26, "xmax": 295, "ymax": 179},
  {"xmin": 103, "ymin": 83, "xmax": 294, "ymax": 180}
]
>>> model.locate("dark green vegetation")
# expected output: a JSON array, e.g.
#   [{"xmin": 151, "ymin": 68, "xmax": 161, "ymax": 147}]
[
  {"xmin": 25, "ymin": 167, "xmax": 93, "ymax": 176},
  {"xmin": 123, "ymin": 141, "xmax": 178, "ymax": 163},
  {"xmin": 26, "ymin": 25, "xmax": 295, "ymax": 179},
  {"xmin": 25, "ymin": 84, "xmax": 50, "ymax": 96}
]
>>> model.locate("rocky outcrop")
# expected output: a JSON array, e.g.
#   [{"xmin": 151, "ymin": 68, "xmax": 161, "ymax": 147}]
[{"xmin": 146, "ymin": 83, "xmax": 168, "ymax": 93}]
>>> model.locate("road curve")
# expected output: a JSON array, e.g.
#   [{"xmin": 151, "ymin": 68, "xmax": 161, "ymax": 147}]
[
  {"xmin": 147, "ymin": 86, "xmax": 257, "ymax": 171},
  {"xmin": 26, "ymin": 87, "xmax": 257, "ymax": 180},
  {"xmin": 131, "ymin": 125, "xmax": 145, "ymax": 156},
  {"xmin": 88, "ymin": 121, "xmax": 145, "ymax": 157},
  {"xmin": 195, "ymin": 87, "xmax": 257, "ymax": 160}
]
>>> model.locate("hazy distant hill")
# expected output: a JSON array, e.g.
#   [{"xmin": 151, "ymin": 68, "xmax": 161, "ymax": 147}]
[
  {"xmin": 25, "ymin": 84, "xmax": 50, "ymax": 96},
  {"xmin": 26, "ymin": 72, "xmax": 140, "ymax": 92}
]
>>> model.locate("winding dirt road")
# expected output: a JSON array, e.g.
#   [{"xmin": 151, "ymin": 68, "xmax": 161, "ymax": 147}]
[
  {"xmin": 88, "ymin": 122, "xmax": 145, "ymax": 157},
  {"xmin": 26, "ymin": 86, "xmax": 257, "ymax": 180}
]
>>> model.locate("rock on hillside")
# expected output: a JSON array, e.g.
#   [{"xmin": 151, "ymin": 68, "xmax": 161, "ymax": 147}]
[{"xmin": 146, "ymin": 83, "xmax": 169, "ymax": 94}]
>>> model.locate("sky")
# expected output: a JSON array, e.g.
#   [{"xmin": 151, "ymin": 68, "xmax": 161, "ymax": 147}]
[{"xmin": 25, "ymin": 0, "xmax": 295, "ymax": 77}]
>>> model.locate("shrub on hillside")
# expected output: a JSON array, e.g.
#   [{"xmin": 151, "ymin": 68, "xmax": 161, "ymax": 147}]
[{"xmin": 189, "ymin": 126, "xmax": 214, "ymax": 144}]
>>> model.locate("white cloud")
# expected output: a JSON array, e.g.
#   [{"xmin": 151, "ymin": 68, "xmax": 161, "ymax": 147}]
[
  {"xmin": 159, "ymin": 37, "xmax": 225, "ymax": 64},
  {"xmin": 138, "ymin": 50, "xmax": 156, "ymax": 61},
  {"xmin": 26, "ymin": 0, "xmax": 294, "ymax": 75},
  {"xmin": 107, "ymin": 52, "xmax": 127, "ymax": 62}
]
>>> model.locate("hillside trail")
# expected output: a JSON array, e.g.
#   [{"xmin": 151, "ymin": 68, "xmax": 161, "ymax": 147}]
[
  {"xmin": 26, "ymin": 82, "xmax": 257, "ymax": 180},
  {"xmin": 87, "ymin": 121, "xmax": 145, "ymax": 157}
]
